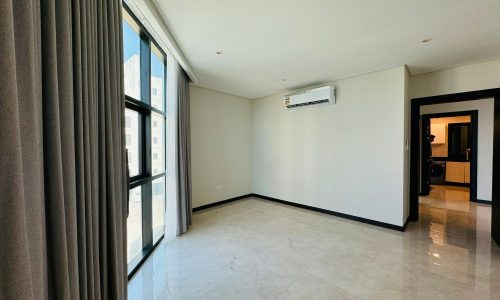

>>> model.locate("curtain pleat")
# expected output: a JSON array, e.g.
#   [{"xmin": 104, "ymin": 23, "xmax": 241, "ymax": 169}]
[
  {"xmin": 0, "ymin": 0, "xmax": 126, "ymax": 299},
  {"xmin": 0, "ymin": 0, "xmax": 47, "ymax": 299},
  {"xmin": 72, "ymin": 0, "xmax": 89, "ymax": 297},
  {"xmin": 40, "ymin": 0, "xmax": 79, "ymax": 298},
  {"xmin": 177, "ymin": 68, "xmax": 192, "ymax": 234}
]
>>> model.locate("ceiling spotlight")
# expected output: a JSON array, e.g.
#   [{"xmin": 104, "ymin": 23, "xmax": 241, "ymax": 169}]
[
  {"xmin": 215, "ymin": 51, "xmax": 223, "ymax": 55},
  {"xmin": 421, "ymin": 38, "xmax": 432, "ymax": 43}
]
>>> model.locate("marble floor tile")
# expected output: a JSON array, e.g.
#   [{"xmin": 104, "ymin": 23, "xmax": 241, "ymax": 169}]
[{"xmin": 128, "ymin": 189, "xmax": 499, "ymax": 299}]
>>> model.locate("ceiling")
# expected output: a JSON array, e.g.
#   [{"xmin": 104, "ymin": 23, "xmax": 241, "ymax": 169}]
[{"xmin": 153, "ymin": 0, "xmax": 500, "ymax": 99}]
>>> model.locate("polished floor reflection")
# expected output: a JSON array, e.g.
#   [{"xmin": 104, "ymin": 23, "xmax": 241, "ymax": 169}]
[{"xmin": 128, "ymin": 192, "xmax": 500, "ymax": 299}]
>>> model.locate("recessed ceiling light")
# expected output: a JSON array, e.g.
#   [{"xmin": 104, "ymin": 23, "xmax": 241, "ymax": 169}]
[
  {"xmin": 421, "ymin": 38, "xmax": 432, "ymax": 43},
  {"xmin": 215, "ymin": 51, "xmax": 223, "ymax": 55}
]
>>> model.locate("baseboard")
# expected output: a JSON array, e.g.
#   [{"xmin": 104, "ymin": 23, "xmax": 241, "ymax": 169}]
[
  {"xmin": 251, "ymin": 194, "xmax": 406, "ymax": 232},
  {"xmin": 444, "ymin": 181, "xmax": 470, "ymax": 187},
  {"xmin": 403, "ymin": 216, "xmax": 410, "ymax": 231},
  {"xmin": 192, "ymin": 194, "xmax": 252, "ymax": 212},
  {"xmin": 475, "ymin": 199, "xmax": 492, "ymax": 204},
  {"xmin": 194, "ymin": 193, "xmax": 409, "ymax": 232}
]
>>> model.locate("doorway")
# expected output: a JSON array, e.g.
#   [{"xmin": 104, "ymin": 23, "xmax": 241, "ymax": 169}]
[
  {"xmin": 409, "ymin": 88, "xmax": 500, "ymax": 246},
  {"xmin": 420, "ymin": 111, "xmax": 478, "ymax": 203}
]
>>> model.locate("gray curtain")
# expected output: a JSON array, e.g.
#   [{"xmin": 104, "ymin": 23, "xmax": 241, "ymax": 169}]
[
  {"xmin": 177, "ymin": 68, "xmax": 192, "ymax": 234},
  {"xmin": 0, "ymin": 0, "xmax": 127, "ymax": 299}
]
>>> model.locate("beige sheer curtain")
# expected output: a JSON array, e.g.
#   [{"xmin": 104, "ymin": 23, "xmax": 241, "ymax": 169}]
[{"xmin": 0, "ymin": 0, "xmax": 127, "ymax": 299}]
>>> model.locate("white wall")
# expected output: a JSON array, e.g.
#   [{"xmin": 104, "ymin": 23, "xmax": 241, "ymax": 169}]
[
  {"xmin": 420, "ymin": 99, "xmax": 494, "ymax": 201},
  {"xmin": 190, "ymin": 85, "xmax": 252, "ymax": 208},
  {"xmin": 251, "ymin": 66, "xmax": 408, "ymax": 226},
  {"xmin": 410, "ymin": 58, "xmax": 500, "ymax": 99},
  {"xmin": 188, "ymin": 58, "xmax": 500, "ymax": 226}
]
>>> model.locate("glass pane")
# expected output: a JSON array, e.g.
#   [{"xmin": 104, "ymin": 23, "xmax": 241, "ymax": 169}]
[
  {"xmin": 125, "ymin": 109, "xmax": 141, "ymax": 176},
  {"xmin": 152, "ymin": 176, "xmax": 165, "ymax": 243},
  {"xmin": 127, "ymin": 186, "xmax": 142, "ymax": 263},
  {"xmin": 151, "ymin": 113, "xmax": 165, "ymax": 175},
  {"xmin": 123, "ymin": 13, "xmax": 141, "ymax": 100},
  {"xmin": 151, "ymin": 45, "xmax": 165, "ymax": 111}
]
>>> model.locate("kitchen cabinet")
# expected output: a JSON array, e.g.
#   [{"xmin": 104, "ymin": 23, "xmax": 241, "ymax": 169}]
[
  {"xmin": 431, "ymin": 123, "xmax": 446, "ymax": 144},
  {"xmin": 464, "ymin": 162, "xmax": 470, "ymax": 183},
  {"xmin": 446, "ymin": 161, "xmax": 470, "ymax": 184}
]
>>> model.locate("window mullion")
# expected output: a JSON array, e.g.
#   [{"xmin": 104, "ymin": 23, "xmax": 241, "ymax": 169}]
[
  {"xmin": 142, "ymin": 180, "xmax": 153, "ymax": 250},
  {"xmin": 140, "ymin": 34, "xmax": 153, "ymax": 251},
  {"xmin": 140, "ymin": 34, "xmax": 151, "ymax": 105}
]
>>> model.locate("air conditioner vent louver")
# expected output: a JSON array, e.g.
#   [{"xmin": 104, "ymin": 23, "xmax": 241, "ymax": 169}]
[{"xmin": 284, "ymin": 85, "xmax": 335, "ymax": 108}]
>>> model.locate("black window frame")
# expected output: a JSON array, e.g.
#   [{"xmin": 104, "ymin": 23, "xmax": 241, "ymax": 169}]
[{"xmin": 123, "ymin": 4, "xmax": 168, "ymax": 279}]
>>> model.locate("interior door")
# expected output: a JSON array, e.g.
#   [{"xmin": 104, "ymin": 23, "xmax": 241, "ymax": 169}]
[
  {"xmin": 448, "ymin": 123, "xmax": 472, "ymax": 162},
  {"xmin": 420, "ymin": 115, "xmax": 431, "ymax": 195}
]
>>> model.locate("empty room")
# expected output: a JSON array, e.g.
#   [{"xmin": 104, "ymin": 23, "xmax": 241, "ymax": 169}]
[{"xmin": 2, "ymin": 0, "xmax": 500, "ymax": 299}]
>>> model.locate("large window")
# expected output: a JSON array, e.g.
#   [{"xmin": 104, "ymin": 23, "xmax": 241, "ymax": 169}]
[{"xmin": 123, "ymin": 6, "xmax": 167, "ymax": 276}]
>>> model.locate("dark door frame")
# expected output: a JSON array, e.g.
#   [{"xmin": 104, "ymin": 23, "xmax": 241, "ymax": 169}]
[
  {"xmin": 420, "ymin": 114, "xmax": 431, "ymax": 196},
  {"xmin": 409, "ymin": 88, "xmax": 500, "ymax": 245},
  {"xmin": 419, "ymin": 111, "xmax": 478, "ymax": 202}
]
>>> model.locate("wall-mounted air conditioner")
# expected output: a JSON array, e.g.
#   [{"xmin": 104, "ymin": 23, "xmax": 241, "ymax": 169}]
[{"xmin": 284, "ymin": 85, "xmax": 335, "ymax": 108}]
